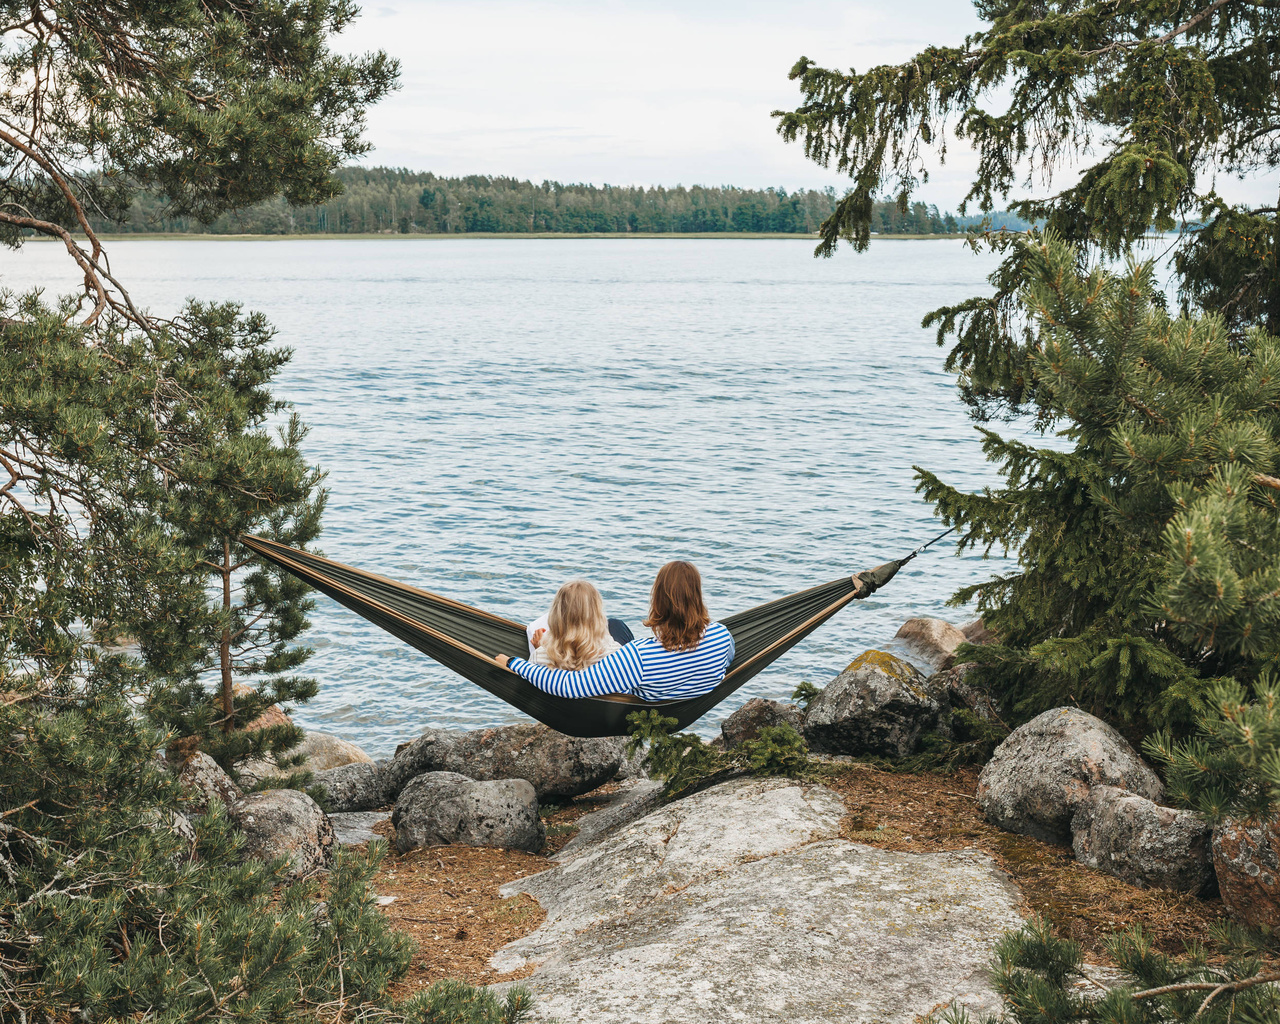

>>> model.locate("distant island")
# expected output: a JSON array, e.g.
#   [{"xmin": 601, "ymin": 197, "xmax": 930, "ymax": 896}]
[{"xmin": 89, "ymin": 167, "xmax": 1035, "ymax": 237}]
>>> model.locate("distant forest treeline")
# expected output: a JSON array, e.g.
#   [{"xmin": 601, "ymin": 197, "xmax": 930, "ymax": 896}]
[{"xmin": 90, "ymin": 167, "xmax": 1034, "ymax": 236}]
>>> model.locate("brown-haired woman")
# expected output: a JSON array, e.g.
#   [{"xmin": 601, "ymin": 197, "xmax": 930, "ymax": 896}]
[{"xmin": 495, "ymin": 561, "xmax": 736, "ymax": 700}]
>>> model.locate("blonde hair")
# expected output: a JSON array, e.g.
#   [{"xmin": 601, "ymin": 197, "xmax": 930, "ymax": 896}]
[{"xmin": 542, "ymin": 580, "xmax": 611, "ymax": 671}]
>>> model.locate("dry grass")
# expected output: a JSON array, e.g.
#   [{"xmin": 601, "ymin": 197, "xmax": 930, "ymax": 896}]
[
  {"xmin": 368, "ymin": 791, "xmax": 617, "ymax": 995},
  {"xmin": 816, "ymin": 762, "xmax": 1226, "ymax": 961},
  {"xmin": 366, "ymin": 765, "xmax": 1236, "ymax": 990}
]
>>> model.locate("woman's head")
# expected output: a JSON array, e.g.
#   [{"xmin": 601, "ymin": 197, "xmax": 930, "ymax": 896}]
[
  {"xmin": 643, "ymin": 561, "xmax": 710, "ymax": 652},
  {"xmin": 543, "ymin": 580, "xmax": 610, "ymax": 671}
]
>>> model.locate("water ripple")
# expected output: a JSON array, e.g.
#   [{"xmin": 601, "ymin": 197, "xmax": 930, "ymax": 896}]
[{"xmin": 4, "ymin": 238, "xmax": 1011, "ymax": 756}]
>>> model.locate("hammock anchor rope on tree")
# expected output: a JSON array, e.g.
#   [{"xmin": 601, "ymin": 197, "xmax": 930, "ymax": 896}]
[{"xmin": 239, "ymin": 527, "xmax": 954, "ymax": 738}]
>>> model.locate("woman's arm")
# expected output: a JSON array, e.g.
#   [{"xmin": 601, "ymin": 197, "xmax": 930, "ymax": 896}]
[{"xmin": 499, "ymin": 644, "xmax": 644, "ymax": 698}]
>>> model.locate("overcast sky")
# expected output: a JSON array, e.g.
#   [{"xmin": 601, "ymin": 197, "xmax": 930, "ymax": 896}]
[{"xmin": 340, "ymin": 1, "xmax": 1275, "ymax": 210}]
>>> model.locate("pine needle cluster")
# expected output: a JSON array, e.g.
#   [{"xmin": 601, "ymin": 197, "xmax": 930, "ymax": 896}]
[
  {"xmin": 945, "ymin": 917, "xmax": 1280, "ymax": 1024},
  {"xmin": 626, "ymin": 710, "xmax": 811, "ymax": 797}
]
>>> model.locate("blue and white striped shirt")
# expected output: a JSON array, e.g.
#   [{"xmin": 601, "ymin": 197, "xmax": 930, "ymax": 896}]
[{"xmin": 508, "ymin": 622, "xmax": 736, "ymax": 701}]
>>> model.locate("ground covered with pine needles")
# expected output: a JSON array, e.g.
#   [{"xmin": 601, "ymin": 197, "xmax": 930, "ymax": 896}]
[{"xmin": 363, "ymin": 765, "xmax": 1243, "ymax": 993}]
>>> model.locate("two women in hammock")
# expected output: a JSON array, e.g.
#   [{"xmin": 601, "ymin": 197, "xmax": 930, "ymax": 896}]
[{"xmin": 493, "ymin": 561, "xmax": 735, "ymax": 700}]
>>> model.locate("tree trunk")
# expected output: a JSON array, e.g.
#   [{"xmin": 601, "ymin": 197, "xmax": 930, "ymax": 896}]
[{"xmin": 220, "ymin": 536, "xmax": 234, "ymax": 731}]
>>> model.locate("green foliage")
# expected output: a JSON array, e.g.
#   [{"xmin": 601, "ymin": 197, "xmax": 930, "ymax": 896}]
[
  {"xmin": 1147, "ymin": 677, "xmax": 1280, "ymax": 825},
  {"xmin": 0, "ymin": 667, "xmax": 414, "ymax": 1018},
  {"xmin": 791, "ymin": 680, "xmax": 822, "ymax": 711},
  {"xmin": 2, "ymin": 288, "xmax": 327, "ymax": 780},
  {"xmin": 777, "ymin": 0, "xmax": 1279, "ymax": 381},
  {"xmin": 950, "ymin": 917, "xmax": 1280, "ymax": 1024},
  {"xmin": 0, "ymin": 1, "xmax": 399, "ymax": 244},
  {"xmin": 396, "ymin": 980, "xmax": 533, "ymax": 1024},
  {"xmin": 626, "ymin": 710, "xmax": 811, "ymax": 797},
  {"xmin": 86, "ymin": 166, "xmax": 988, "ymax": 236},
  {"xmin": 0, "ymin": 7, "xmax": 515, "ymax": 1023},
  {"xmin": 914, "ymin": 234, "xmax": 1280, "ymax": 737}
]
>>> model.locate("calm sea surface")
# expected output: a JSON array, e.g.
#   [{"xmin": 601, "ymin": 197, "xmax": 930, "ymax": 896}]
[{"xmin": 5, "ymin": 237, "xmax": 1015, "ymax": 756}]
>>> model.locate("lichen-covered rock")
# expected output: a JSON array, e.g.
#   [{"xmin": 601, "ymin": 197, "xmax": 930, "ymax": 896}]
[
  {"xmin": 229, "ymin": 789, "xmax": 335, "ymax": 878},
  {"xmin": 895, "ymin": 617, "xmax": 967, "ymax": 670},
  {"xmin": 977, "ymin": 707, "xmax": 1164, "ymax": 844},
  {"xmin": 1071, "ymin": 786, "xmax": 1213, "ymax": 893},
  {"xmin": 313, "ymin": 760, "xmax": 388, "ymax": 812},
  {"xmin": 392, "ymin": 771, "xmax": 543, "ymax": 853},
  {"xmin": 614, "ymin": 742, "xmax": 650, "ymax": 781},
  {"xmin": 719, "ymin": 698, "xmax": 804, "ymax": 748},
  {"xmin": 1213, "ymin": 816, "xmax": 1280, "ymax": 929},
  {"xmin": 234, "ymin": 755, "xmax": 280, "ymax": 788},
  {"xmin": 387, "ymin": 725, "xmax": 624, "ymax": 800},
  {"xmin": 492, "ymin": 777, "xmax": 1024, "ymax": 1024},
  {"xmin": 296, "ymin": 731, "xmax": 373, "ymax": 771},
  {"xmin": 146, "ymin": 809, "xmax": 197, "ymax": 859},
  {"xmin": 330, "ymin": 810, "xmax": 391, "ymax": 846},
  {"xmin": 173, "ymin": 751, "xmax": 242, "ymax": 814},
  {"xmin": 802, "ymin": 650, "xmax": 941, "ymax": 758}
]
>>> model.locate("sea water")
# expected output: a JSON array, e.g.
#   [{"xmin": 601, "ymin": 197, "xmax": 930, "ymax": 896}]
[{"xmin": 4, "ymin": 237, "xmax": 1018, "ymax": 756}]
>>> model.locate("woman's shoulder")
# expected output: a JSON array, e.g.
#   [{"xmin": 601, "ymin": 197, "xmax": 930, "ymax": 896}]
[{"xmin": 704, "ymin": 621, "xmax": 733, "ymax": 642}]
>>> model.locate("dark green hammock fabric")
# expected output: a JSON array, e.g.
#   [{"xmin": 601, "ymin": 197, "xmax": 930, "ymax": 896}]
[{"xmin": 240, "ymin": 534, "xmax": 904, "ymax": 737}]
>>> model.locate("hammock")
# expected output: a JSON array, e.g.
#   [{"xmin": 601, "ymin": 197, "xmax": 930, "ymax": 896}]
[{"xmin": 240, "ymin": 534, "xmax": 925, "ymax": 738}]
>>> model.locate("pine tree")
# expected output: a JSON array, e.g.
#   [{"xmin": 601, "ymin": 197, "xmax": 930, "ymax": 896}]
[
  {"xmin": 913, "ymin": 234, "xmax": 1280, "ymax": 734},
  {"xmin": 775, "ymin": 0, "xmax": 1280, "ymax": 408},
  {"xmin": 0, "ymin": 5, "xmax": 540, "ymax": 1022}
]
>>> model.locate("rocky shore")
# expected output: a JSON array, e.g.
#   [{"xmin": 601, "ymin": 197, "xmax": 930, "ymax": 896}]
[{"xmin": 167, "ymin": 614, "xmax": 1280, "ymax": 1021}]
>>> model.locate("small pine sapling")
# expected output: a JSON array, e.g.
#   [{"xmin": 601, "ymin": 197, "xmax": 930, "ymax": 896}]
[
  {"xmin": 791, "ymin": 681, "xmax": 821, "ymax": 711},
  {"xmin": 626, "ymin": 710, "xmax": 812, "ymax": 797}
]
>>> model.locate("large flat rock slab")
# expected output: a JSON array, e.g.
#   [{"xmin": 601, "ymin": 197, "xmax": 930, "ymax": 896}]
[{"xmin": 492, "ymin": 778, "xmax": 1024, "ymax": 1023}]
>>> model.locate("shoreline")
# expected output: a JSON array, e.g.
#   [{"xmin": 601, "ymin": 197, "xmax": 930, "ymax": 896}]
[{"xmin": 43, "ymin": 231, "xmax": 968, "ymax": 242}]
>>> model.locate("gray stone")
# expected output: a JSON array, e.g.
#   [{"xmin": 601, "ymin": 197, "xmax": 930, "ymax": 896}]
[
  {"xmin": 1071, "ymin": 786, "xmax": 1213, "ymax": 893},
  {"xmin": 719, "ymin": 697, "xmax": 804, "ymax": 748},
  {"xmin": 977, "ymin": 707, "xmax": 1164, "ymax": 845},
  {"xmin": 392, "ymin": 771, "xmax": 543, "ymax": 853},
  {"xmin": 895, "ymin": 617, "xmax": 968, "ymax": 670},
  {"xmin": 146, "ymin": 809, "xmax": 197, "ymax": 858},
  {"xmin": 313, "ymin": 760, "xmax": 389, "ymax": 812},
  {"xmin": 803, "ymin": 650, "xmax": 942, "ymax": 758},
  {"xmin": 173, "ymin": 752, "xmax": 242, "ymax": 814},
  {"xmin": 296, "ymin": 731, "xmax": 373, "ymax": 771},
  {"xmin": 556, "ymin": 780, "xmax": 666, "ymax": 859},
  {"xmin": 492, "ymin": 777, "xmax": 1024, "ymax": 1024},
  {"xmin": 1213, "ymin": 815, "xmax": 1280, "ymax": 930},
  {"xmin": 229, "ymin": 789, "xmax": 335, "ymax": 878},
  {"xmin": 330, "ymin": 810, "xmax": 391, "ymax": 846},
  {"xmin": 960, "ymin": 618, "xmax": 997, "ymax": 646},
  {"xmin": 613, "ymin": 741, "xmax": 650, "ymax": 781},
  {"xmin": 387, "ymin": 725, "xmax": 624, "ymax": 800},
  {"xmin": 235, "ymin": 755, "xmax": 280, "ymax": 788}
]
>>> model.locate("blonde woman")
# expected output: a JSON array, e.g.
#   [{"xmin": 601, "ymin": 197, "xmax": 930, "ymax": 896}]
[{"xmin": 528, "ymin": 580, "xmax": 628, "ymax": 670}]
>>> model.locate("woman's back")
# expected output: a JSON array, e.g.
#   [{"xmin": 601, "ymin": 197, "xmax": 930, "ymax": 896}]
[
  {"xmin": 626, "ymin": 622, "xmax": 735, "ymax": 700},
  {"xmin": 510, "ymin": 621, "xmax": 735, "ymax": 701}
]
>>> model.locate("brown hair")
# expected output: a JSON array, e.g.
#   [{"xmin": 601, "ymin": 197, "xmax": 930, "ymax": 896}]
[
  {"xmin": 643, "ymin": 561, "xmax": 710, "ymax": 652},
  {"xmin": 543, "ymin": 580, "xmax": 612, "ymax": 671}
]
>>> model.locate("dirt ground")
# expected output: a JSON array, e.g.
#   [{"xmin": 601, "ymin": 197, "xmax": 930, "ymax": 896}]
[
  {"xmin": 370, "ymin": 786, "xmax": 621, "ymax": 997},
  {"xmin": 368, "ymin": 764, "xmax": 1232, "ymax": 994}
]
